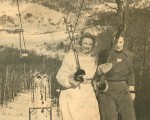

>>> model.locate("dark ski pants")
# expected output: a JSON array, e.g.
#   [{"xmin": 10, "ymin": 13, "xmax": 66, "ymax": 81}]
[{"xmin": 98, "ymin": 81, "xmax": 136, "ymax": 120}]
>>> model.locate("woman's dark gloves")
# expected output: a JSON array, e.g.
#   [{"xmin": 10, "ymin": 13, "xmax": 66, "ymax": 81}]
[
  {"xmin": 98, "ymin": 80, "xmax": 109, "ymax": 92},
  {"xmin": 73, "ymin": 68, "xmax": 86, "ymax": 83},
  {"xmin": 93, "ymin": 78, "xmax": 109, "ymax": 93}
]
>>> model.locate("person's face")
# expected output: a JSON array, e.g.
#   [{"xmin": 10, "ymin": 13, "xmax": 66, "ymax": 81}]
[
  {"xmin": 81, "ymin": 37, "xmax": 94, "ymax": 54},
  {"xmin": 115, "ymin": 37, "xmax": 124, "ymax": 51}
]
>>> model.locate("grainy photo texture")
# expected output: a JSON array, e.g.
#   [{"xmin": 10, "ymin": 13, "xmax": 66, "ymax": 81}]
[{"xmin": 0, "ymin": 0, "xmax": 150, "ymax": 120}]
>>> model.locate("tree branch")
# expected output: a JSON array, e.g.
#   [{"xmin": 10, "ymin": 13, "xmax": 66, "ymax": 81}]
[{"xmin": 101, "ymin": 2, "xmax": 118, "ymax": 11}]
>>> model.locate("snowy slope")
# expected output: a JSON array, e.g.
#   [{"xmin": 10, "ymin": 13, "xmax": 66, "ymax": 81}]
[{"xmin": 0, "ymin": 1, "xmax": 65, "ymax": 33}]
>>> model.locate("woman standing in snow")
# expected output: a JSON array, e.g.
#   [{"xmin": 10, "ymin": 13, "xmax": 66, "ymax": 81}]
[{"xmin": 56, "ymin": 33, "xmax": 100, "ymax": 120}]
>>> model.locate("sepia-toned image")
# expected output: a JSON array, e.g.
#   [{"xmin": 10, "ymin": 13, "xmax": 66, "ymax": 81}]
[{"xmin": 0, "ymin": 0, "xmax": 150, "ymax": 120}]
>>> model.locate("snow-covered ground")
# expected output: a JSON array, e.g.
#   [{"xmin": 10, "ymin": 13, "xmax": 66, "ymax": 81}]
[
  {"xmin": 131, "ymin": 0, "xmax": 150, "ymax": 9},
  {"xmin": 0, "ymin": 1, "xmax": 68, "ymax": 48},
  {"xmin": 0, "ymin": 1, "xmax": 72, "ymax": 57},
  {"xmin": 0, "ymin": 1, "xmax": 149, "ymax": 120},
  {"xmin": 0, "ymin": 31, "xmax": 68, "ymax": 49},
  {"xmin": 0, "ymin": 75, "xmax": 60, "ymax": 120},
  {"xmin": 0, "ymin": 1, "xmax": 65, "ymax": 33},
  {"xmin": 0, "ymin": 0, "xmax": 149, "ymax": 56},
  {"xmin": 0, "ymin": 92, "xmax": 33, "ymax": 120},
  {"xmin": 0, "ymin": 2, "xmax": 64, "ymax": 119}
]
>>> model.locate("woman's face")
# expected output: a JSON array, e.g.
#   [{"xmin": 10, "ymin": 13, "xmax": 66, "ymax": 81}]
[
  {"xmin": 115, "ymin": 37, "xmax": 124, "ymax": 51},
  {"xmin": 81, "ymin": 37, "xmax": 94, "ymax": 54}
]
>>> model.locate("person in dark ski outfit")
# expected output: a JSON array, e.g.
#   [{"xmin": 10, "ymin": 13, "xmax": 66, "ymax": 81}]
[{"xmin": 95, "ymin": 35, "xmax": 136, "ymax": 120}]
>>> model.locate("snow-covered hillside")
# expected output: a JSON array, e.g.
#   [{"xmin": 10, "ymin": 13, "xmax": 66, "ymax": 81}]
[
  {"xmin": 131, "ymin": 0, "xmax": 150, "ymax": 9},
  {"xmin": 0, "ymin": 1, "xmax": 65, "ymax": 33},
  {"xmin": 0, "ymin": 1, "xmax": 69, "ymax": 55},
  {"xmin": 0, "ymin": 0, "xmax": 149, "ymax": 56}
]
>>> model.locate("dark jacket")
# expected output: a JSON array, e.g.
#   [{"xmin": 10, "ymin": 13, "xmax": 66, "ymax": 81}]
[{"xmin": 97, "ymin": 48, "xmax": 135, "ymax": 86}]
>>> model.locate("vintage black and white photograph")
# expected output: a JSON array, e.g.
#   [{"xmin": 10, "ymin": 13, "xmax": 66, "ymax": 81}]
[{"xmin": 0, "ymin": 0, "xmax": 150, "ymax": 120}]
